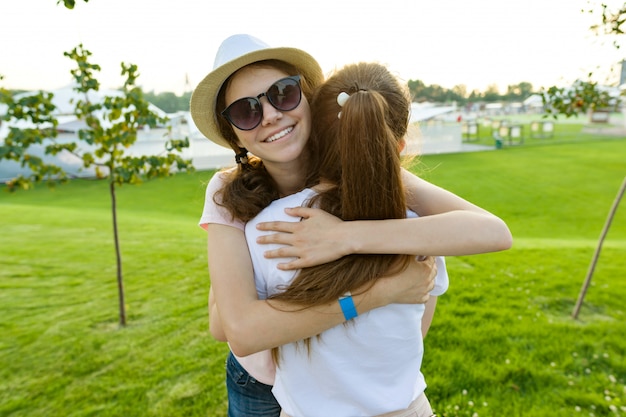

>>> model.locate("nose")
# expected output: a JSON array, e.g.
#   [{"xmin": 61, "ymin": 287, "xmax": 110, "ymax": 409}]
[{"xmin": 260, "ymin": 97, "xmax": 282, "ymax": 126}]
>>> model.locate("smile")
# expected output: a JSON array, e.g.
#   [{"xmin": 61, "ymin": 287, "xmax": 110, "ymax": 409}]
[{"xmin": 265, "ymin": 126, "xmax": 293, "ymax": 143}]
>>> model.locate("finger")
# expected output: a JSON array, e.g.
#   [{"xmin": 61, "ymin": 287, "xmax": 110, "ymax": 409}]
[
  {"xmin": 263, "ymin": 247, "xmax": 299, "ymax": 259},
  {"xmin": 257, "ymin": 221, "xmax": 297, "ymax": 233},
  {"xmin": 263, "ymin": 249, "xmax": 282, "ymax": 259},
  {"xmin": 276, "ymin": 260, "xmax": 302, "ymax": 271},
  {"xmin": 429, "ymin": 268, "xmax": 437, "ymax": 282},
  {"xmin": 284, "ymin": 206, "xmax": 318, "ymax": 219},
  {"xmin": 257, "ymin": 232, "xmax": 293, "ymax": 245}
]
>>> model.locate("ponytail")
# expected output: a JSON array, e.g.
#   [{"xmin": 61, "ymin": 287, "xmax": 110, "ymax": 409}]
[{"xmin": 338, "ymin": 89, "xmax": 407, "ymax": 221}]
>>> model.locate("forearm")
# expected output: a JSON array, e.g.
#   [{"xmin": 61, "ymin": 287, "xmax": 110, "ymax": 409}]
[
  {"xmin": 208, "ymin": 224, "xmax": 395, "ymax": 357},
  {"xmin": 399, "ymin": 168, "xmax": 512, "ymax": 255},
  {"xmin": 345, "ymin": 210, "xmax": 511, "ymax": 256},
  {"xmin": 221, "ymin": 257, "xmax": 435, "ymax": 357},
  {"xmin": 342, "ymin": 169, "xmax": 512, "ymax": 256},
  {"xmin": 221, "ymin": 278, "xmax": 391, "ymax": 357}
]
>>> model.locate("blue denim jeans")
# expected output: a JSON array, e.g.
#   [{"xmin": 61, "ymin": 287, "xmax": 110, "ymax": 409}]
[{"xmin": 226, "ymin": 351, "xmax": 281, "ymax": 417}]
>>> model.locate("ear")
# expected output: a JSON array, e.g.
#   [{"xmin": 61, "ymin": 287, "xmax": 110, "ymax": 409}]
[{"xmin": 398, "ymin": 138, "xmax": 406, "ymax": 153}]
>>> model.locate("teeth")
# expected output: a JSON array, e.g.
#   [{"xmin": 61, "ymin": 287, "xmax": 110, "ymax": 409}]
[{"xmin": 266, "ymin": 127, "xmax": 293, "ymax": 143}]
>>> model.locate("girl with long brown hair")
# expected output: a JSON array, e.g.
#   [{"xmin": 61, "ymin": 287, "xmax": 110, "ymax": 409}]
[{"xmin": 245, "ymin": 62, "xmax": 449, "ymax": 416}]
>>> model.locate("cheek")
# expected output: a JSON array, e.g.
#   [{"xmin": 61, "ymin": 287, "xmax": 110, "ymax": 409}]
[
  {"xmin": 301, "ymin": 120, "xmax": 312, "ymax": 142},
  {"xmin": 299, "ymin": 101, "xmax": 312, "ymax": 134},
  {"xmin": 233, "ymin": 130, "xmax": 251, "ymax": 149}
]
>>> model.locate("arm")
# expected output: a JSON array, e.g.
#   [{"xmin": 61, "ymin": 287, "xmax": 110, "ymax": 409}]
[
  {"xmin": 208, "ymin": 223, "xmax": 436, "ymax": 357},
  {"xmin": 208, "ymin": 287, "xmax": 227, "ymax": 342},
  {"xmin": 255, "ymin": 169, "xmax": 512, "ymax": 269}
]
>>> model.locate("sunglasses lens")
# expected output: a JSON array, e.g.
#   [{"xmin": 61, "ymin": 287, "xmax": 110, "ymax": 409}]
[
  {"xmin": 225, "ymin": 98, "xmax": 262, "ymax": 130},
  {"xmin": 267, "ymin": 77, "xmax": 302, "ymax": 111},
  {"xmin": 222, "ymin": 76, "xmax": 302, "ymax": 131}
]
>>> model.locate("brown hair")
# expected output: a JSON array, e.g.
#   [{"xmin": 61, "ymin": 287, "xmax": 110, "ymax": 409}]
[
  {"xmin": 269, "ymin": 62, "xmax": 414, "ymax": 356},
  {"xmin": 213, "ymin": 60, "xmax": 319, "ymax": 222}
]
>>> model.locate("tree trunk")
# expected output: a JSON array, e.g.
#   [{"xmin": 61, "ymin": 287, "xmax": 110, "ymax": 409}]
[{"xmin": 110, "ymin": 180, "xmax": 126, "ymax": 326}]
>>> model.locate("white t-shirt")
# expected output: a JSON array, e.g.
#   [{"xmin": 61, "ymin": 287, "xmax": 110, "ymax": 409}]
[{"xmin": 245, "ymin": 188, "xmax": 448, "ymax": 416}]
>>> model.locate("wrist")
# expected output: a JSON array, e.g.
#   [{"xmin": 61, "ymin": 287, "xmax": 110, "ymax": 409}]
[
  {"xmin": 341, "ymin": 221, "xmax": 362, "ymax": 255},
  {"xmin": 338, "ymin": 292, "xmax": 358, "ymax": 321},
  {"xmin": 367, "ymin": 278, "xmax": 393, "ymax": 309},
  {"xmin": 351, "ymin": 280, "xmax": 385, "ymax": 313}
]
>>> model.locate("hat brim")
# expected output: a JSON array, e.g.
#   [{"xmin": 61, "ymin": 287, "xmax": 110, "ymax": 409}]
[{"xmin": 190, "ymin": 47, "xmax": 323, "ymax": 148}]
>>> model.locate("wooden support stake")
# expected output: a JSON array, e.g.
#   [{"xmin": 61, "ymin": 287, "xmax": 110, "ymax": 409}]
[{"xmin": 572, "ymin": 176, "xmax": 626, "ymax": 319}]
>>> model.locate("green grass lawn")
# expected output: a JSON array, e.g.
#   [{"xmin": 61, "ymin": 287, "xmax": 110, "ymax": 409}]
[{"xmin": 1, "ymin": 127, "xmax": 625, "ymax": 416}]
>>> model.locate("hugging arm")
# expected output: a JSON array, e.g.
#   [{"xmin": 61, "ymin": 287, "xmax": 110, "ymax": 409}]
[
  {"xmin": 208, "ymin": 288, "xmax": 226, "ymax": 342},
  {"xmin": 207, "ymin": 223, "xmax": 436, "ymax": 357},
  {"xmin": 421, "ymin": 296, "xmax": 438, "ymax": 338},
  {"xmin": 255, "ymin": 168, "xmax": 512, "ymax": 269}
]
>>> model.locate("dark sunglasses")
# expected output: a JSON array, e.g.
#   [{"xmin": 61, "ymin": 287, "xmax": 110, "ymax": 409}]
[{"xmin": 221, "ymin": 75, "xmax": 302, "ymax": 131}]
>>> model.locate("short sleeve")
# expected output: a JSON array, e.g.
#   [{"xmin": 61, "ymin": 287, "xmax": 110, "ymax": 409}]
[{"xmin": 198, "ymin": 170, "xmax": 245, "ymax": 231}]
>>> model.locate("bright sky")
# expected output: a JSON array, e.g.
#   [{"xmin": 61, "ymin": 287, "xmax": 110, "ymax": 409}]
[{"xmin": 2, "ymin": 0, "xmax": 625, "ymax": 95}]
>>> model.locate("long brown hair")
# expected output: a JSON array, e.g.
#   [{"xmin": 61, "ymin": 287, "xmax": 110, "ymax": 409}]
[
  {"xmin": 269, "ymin": 62, "xmax": 414, "ymax": 354},
  {"xmin": 213, "ymin": 60, "xmax": 319, "ymax": 222}
]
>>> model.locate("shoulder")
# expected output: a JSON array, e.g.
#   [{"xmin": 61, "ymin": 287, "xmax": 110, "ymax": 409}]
[
  {"xmin": 206, "ymin": 168, "xmax": 237, "ymax": 194},
  {"xmin": 251, "ymin": 189, "xmax": 316, "ymax": 223},
  {"xmin": 200, "ymin": 168, "xmax": 244, "ymax": 231}
]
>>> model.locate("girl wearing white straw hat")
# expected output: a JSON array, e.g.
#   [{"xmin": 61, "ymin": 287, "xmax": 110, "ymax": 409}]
[
  {"xmin": 193, "ymin": 35, "xmax": 512, "ymax": 416},
  {"xmin": 193, "ymin": 34, "xmax": 438, "ymax": 417}
]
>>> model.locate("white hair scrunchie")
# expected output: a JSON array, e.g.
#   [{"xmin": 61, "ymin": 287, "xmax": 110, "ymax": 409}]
[
  {"xmin": 337, "ymin": 92, "xmax": 350, "ymax": 118},
  {"xmin": 337, "ymin": 92, "xmax": 350, "ymax": 107}
]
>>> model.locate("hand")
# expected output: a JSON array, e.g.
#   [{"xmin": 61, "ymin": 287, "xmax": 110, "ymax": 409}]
[
  {"xmin": 380, "ymin": 256, "xmax": 437, "ymax": 305},
  {"xmin": 255, "ymin": 207, "xmax": 349, "ymax": 270}
]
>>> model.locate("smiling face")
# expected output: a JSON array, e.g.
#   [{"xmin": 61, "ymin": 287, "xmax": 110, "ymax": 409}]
[{"xmin": 224, "ymin": 66, "xmax": 312, "ymax": 171}]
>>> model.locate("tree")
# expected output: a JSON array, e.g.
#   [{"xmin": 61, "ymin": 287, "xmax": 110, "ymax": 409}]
[
  {"xmin": 590, "ymin": 1, "xmax": 626, "ymax": 44},
  {"xmin": 541, "ymin": 79, "xmax": 616, "ymax": 118},
  {"xmin": 541, "ymin": 2, "xmax": 625, "ymax": 117},
  {"xmin": 407, "ymin": 79, "xmax": 426, "ymax": 102},
  {"xmin": 451, "ymin": 84, "xmax": 468, "ymax": 100},
  {"xmin": 483, "ymin": 83, "xmax": 501, "ymax": 102},
  {"xmin": 0, "ymin": 45, "xmax": 194, "ymax": 326},
  {"xmin": 144, "ymin": 91, "xmax": 192, "ymax": 113},
  {"xmin": 505, "ymin": 82, "xmax": 534, "ymax": 101}
]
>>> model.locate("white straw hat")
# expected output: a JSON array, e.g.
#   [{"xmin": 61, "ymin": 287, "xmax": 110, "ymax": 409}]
[{"xmin": 190, "ymin": 34, "xmax": 324, "ymax": 148}]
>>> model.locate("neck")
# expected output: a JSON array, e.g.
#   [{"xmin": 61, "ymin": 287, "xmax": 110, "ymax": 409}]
[{"xmin": 265, "ymin": 161, "xmax": 306, "ymax": 198}]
